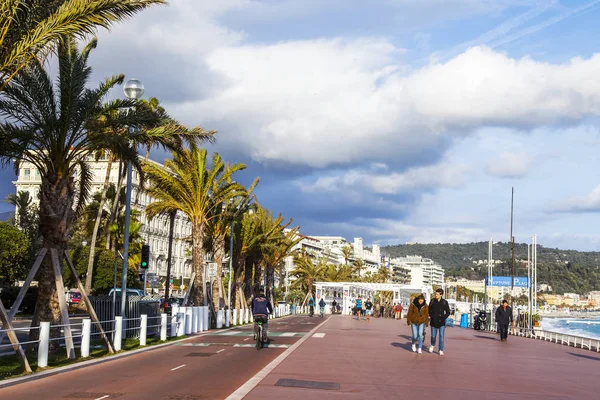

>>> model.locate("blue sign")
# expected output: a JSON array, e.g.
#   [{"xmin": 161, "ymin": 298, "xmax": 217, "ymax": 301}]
[{"xmin": 485, "ymin": 276, "xmax": 528, "ymax": 288}]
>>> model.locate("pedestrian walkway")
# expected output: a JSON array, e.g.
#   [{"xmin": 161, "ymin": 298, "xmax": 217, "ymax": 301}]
[{"xmin": 236, "ymin": 315, "xmax": 599, "ymax": 399}]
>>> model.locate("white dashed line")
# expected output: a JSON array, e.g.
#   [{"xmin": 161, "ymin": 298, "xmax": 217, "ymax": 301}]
[
  {"xmin": 243, "ymin": 338, "xmax": 250, "ymax": 341},
  {"xmin": 170, "ymin": 364, "xmax": 186, "ymax": 371},
  {"xmin": 217, "ymin": 349, "xmax": 225, "ymax": 353},
  {"xmin": 94, "ymin": 396, "xmax": 110, "ymax": 400},
  {"xmin": 313, "ymin": 333, "xmax": 326, "ymax": 338}
]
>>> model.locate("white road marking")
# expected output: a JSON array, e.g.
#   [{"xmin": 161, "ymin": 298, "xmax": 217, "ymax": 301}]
[
  {"xmin": 312, "ymin": 333, "xmax": 326, "ymax": 338},
  {"xmin": 170, "ymin": 364, "xmax": 186, "ymax": 371},
  {"xmin": 217, "ymin": 349, "xmax": 225, "ymax": 353},
  {"xmin": 94, "ymin": 396, "xmax": 110, "ymax": 400},
  {"xmin": 280, "ymin": 332, "xmax": 296, "ymax": 337},
  {"xmin": 243, "ymin": 338, "xmax": 250, "ymax": 341}
]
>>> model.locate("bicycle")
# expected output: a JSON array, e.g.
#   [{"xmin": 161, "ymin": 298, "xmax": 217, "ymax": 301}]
[{"xmin": 254, "ymin": 316, "xmax": 268, "ymax": 350}]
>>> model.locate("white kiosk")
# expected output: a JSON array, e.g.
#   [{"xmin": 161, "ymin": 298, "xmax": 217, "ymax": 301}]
[{"xmin": 314, "ymin": 282, "xmax": 433, "ymax": 315}]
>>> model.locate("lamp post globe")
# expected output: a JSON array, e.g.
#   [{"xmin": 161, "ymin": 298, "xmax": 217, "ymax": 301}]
[{"xmin": 124, "ymin": 78, "xmax": 144, "ymax": 99}]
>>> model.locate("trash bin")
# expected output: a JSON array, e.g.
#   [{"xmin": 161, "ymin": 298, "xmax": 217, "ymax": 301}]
[{"xmin": 460, "ymin": 313, "xmax": 469, "ymax": 328}]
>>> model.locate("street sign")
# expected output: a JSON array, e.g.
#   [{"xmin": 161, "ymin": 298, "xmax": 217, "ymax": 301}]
[
  {"xmin": 485, "ymin": 276, "xmax": 528, "ymax": 288},
  {"xmin": 207, "ymin": 262, "xmax": 217, "ymax": 278}
]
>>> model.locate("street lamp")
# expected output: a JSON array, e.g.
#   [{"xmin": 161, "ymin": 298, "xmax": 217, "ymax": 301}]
[{"xmin": 120, "ymin": 78, "xmax": 144, "ymax": 321}]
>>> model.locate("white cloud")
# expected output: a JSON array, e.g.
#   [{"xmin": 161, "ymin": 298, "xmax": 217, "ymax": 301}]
[
  {"xmin": 186, "ymin": 43, "xmax": 600, "ymax": 168},
  {"xmin": 486, "ymin": 151, "xmax": 531, "ymax": 178},
  {"xmin": 552, "ymin": 185, "xmax": 600, "ymax": 213},
  {"xmin": 298, "ymin": 161, "xmax": 469, "ymax": 194}
]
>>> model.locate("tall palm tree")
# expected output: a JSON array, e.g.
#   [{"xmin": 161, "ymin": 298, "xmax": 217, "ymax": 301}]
[
  {"xmin": 1, "ymin": 0, "xmax": 166, "ymax": 87},
  {"xmin": 84, "ymin": 97, "xmax": 214, "ymax": 294},
  {"xmin": 353, "ymin": 258, "xmax": 366, "ymax": 279},
  {"xmin": 375, "ymin": 265, "xmax": 390, "ymax": 283},
  {"xmin": 143, "ymin": 146, "xmax": 247, "ymax": 306},
  {"xmin": 291, "ymin": 251, "xmax": 325, "ymax": 303},
  {"xmin": 0, "ymin": 35, "xmax": 204, "ymax": 344},
  {"xmin": 341, "ymin": 244, "xmax": 353, "ymax": 266},
  {"xmin": 204, "ymin": 178, "xmax": 258, "ymax": 312}
]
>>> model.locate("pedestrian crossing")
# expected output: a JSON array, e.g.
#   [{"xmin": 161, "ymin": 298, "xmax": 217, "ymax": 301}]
[
  {"xmin": 177, "ymin": 342, "xmax": 290, "ymax": 348},
  {"xmin": 210, "ymin": 331, "xmax": 305, "ymax": 337}
]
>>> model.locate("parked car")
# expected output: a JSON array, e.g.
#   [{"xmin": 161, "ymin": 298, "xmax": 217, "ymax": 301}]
[
  {"xmin": 162, "ymin": 297, "xmax": 184, "ymax": 314},
  {"xmin": 108, "ymin": 288, "xmax": 144, "ymax": 297},
  {"xmin": 66, "ymin": 291, "xmax": 82, "ymax": 305}
]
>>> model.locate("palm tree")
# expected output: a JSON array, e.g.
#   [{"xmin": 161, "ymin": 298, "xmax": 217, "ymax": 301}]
[
  {"xmin": 204, "ymin": 178, "xmax": 258, "ymax": 312},
  {"xmin": 353, "ymin": 258, "xmax": 366, "ymax": 279},
  {"xmin": 291, "ymin": 251, "xmax": 325, "ymax": 303},
  {"xmin": 84, "ymin": 97, "xmax": 214, "ymax": 295},
  {"xmin": 341, "ymin": 244, "xmax": 353, "ymax": 266},
  {"xmin": 0, "ymin": 36, "xmax": 204, "ymax": 344},
  {"xmin": 143, "ymin": 146, "xmax": 247, "ymax": 306},
  {"xmin": 375, "ymin": 265, "xmax": 390, "ymax": 283},
  {"xmin": 1, "ymin": 0, "xmax": 165, "ymax": 88}
]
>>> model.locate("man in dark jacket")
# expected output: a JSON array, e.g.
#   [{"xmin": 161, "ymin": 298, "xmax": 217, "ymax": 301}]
[
  {"xmin": 495, "ymin": 299, "xmax": 513, "ymax": 341},
  {"xmin": 428, "ymin": 288, "xmax": 451, "ymax": 355}
]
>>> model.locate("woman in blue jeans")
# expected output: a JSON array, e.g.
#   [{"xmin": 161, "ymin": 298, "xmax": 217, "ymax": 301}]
[{"xmin": 406, "ymin": 294, "xmax": 429, "ymax": 354}]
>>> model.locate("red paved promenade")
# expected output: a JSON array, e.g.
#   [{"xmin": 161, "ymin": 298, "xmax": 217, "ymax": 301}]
[
  {"xmin": 0, "ymin": 314, "xmax": 597, "ymax": 399},
  {"xmin": 239, "ymin": 315, "xmax": 598, "ymax": 400}
]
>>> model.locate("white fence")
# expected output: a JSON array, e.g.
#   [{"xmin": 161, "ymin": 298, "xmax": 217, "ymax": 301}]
[{"xmin": 0, "ymin": 303, "xmax": 298, "ymax": 370}]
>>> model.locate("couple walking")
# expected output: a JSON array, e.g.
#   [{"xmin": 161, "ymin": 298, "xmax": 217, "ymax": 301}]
[{"xmin": 406, "ymin": 289, "xmax": 450, "ymax": 355}]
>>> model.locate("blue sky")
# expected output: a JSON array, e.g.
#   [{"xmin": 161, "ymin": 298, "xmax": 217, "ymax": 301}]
[{"xmin": 3, "ymin": 0, "xmax": 600, "ymax": 250}]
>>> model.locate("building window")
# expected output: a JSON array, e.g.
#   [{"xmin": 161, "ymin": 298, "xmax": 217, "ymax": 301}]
[{"xmin": 24, "ymin": 169, "xmax": 30, "ymax": 177}]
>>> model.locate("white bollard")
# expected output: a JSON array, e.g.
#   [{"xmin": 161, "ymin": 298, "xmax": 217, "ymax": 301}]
[
  {"xmin": 226, "ymin": 310, "xmax": 231, "ymax": 327},
  {"xmin": 177, "ymin": 307, "xmax": 186, "ymax": 336},
  {"xmin": 233, "ymin": 309, "xmax": 238, "ymax": 325},
  {"xmin": 217, "ymin": 310, "xmax": 224, "ymax": 329},
  {"xmin": 198, "ymin": 307, "xmax": 205, "ymax": 331},
  {"xmin": 185, "ymin": 307, "xmax": 193, "ymax": 334},
  {"xmin": 160, "ymin": 313, "xmax": 168, "ymax": 341},
  {"xmin": 38, "ymin": 321, "xmax": 50, "ymax": 368},
  {"xmin": 114, "ymin": 316, "xmax": 123, "ymax": 351},
  {"xmin": 140, "ymin": 314, "xmax": 148, "ymax": 346},
  {"xmin": 81, "ymin": 318, "xmax": 91, "ymax": 358},
  {"xmin": 202, "ymin": 306, "xmax": 209, "ymax": 331},
  {"xmin": 198, "ymin": 307, "xmax": 203, "ymax": 333},
  {"xmin": 171, "ymin": 305, "xmax": 179, "ymax": 337},
  {"xmin": 245, "ymin": 309, "xmax": 250, "ymax": 324}
]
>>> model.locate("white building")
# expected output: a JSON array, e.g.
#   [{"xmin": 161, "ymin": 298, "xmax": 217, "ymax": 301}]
[
  {"xmin": 388, "ymin": 255, "xmax": 445, "ymax": 288},
  {"xmin": 13, "ymin": 155, "xmax": 194, "ymax": 288}
]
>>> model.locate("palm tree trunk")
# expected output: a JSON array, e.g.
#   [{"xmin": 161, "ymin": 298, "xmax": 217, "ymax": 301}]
[
  {"xmin": 244, "ymin": 255, "xmax": 254, "ymax": 300},
  {"xmin": 212, "ymin": 236, "xmax": 225, "ymax": 310},
  {"xmin": 191, "ymin": 223, "xmax": 205, "ymax": 306},
  {"xmin": 84, "ymin": 154, "xmax": 114, "ymax": 294},
  {"xmin": 164, "ymin": 210, "xmax": 176, "ymax": 301},
  {"xmin": 29, "ymin": 174, "xmax": 76, "ymax": 352},
  {"xmin": 106, "ymin": 160, "xmax": 124, "ymax": 250}
]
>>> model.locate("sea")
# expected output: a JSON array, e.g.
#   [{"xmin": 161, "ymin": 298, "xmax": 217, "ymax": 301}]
[{"xmin": 541, "ymin": 317, "xmax": 600, "ymax": 340}]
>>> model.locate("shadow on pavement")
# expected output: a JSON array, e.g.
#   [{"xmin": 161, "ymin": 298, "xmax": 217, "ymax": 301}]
[
  {"xmin": 568, "ymin": 352, "xmax": 600, "ymax": 361},
  {"xmin": 474, "ymin": 335, "xmax": 499, "ymax": 341},
  {"xmin": 399, "ymin": 335, "xmax": 412, "ymax": 340},
  {"xmin": 391, "ymin": 342, "xmax": 414, "ymax": 351}
]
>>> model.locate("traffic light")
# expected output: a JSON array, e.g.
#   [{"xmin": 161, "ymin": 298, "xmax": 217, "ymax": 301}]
[{"xmin": 141, "ymin": 244, "xmax": 150, "ymax": 269}]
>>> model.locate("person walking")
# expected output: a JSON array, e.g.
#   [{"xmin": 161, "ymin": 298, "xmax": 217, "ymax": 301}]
[
  {"xmin": 365, "ymin": 298, "xmax": 373, "ymax": 322},
  {"xmin": 428, "ymin": 288, "xmax": 451, "ymax": 356},
  {"xmin": 407, "ymin": 294, "xmax": 429, "ymax": 353},
  {"xmin": 355, "ymin": 296, "xmax": 363, "ymax": 320},
  {"xmin": 495, "ymin": 299, "xmax": 513, "ymax": 341},
  {"xmin": 394, "ymin": 303, "xmax": 403, "ymax": 320}
]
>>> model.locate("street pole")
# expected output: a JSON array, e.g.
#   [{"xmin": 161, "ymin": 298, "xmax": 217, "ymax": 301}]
[
  {"xmin": 510, "ymin": 187, "xmax": 515, "ymax": 326},
  {"xmin": 120, "ymin": 140, "xmax": 134, "ymax": 320},
  {"xmin": 120, "ymin": 78, "xmax": 144, "ymax": 326},
  {"xmin": 228, "ymin": 218, "xmax": 234, "ymax": 311},
  {"xmin": 165, "ymin": 210, "xmax": 175, "ymax": 301}
]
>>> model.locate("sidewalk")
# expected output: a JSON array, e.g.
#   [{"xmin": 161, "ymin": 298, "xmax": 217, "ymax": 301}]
[{"xmin": 240, "ymin": 315, "xmax": 598, "ymax": 400}]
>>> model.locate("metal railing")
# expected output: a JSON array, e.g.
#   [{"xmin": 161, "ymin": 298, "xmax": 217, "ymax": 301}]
[{"xmin": 0, "ymin": 303, "xmax": 297, "ymax": 374}]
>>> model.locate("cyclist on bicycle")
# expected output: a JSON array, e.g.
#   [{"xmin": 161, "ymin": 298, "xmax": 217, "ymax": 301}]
[
  {"xmin": 318, "ymin": 298, "xmax": 326, "ymax": 316},
  {"xmin": 251, "ymin": 288, "xmax": 273, "ymax": 341},
  {"xmin": 308, "ymin": 296, "xmax": 315, "ymax": 316}
]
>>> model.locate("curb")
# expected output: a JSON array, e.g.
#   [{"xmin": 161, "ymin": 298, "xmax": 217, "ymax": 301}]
[{"xmin": 0, "ymin": 314, "xmax": 299, "ymax": 389}]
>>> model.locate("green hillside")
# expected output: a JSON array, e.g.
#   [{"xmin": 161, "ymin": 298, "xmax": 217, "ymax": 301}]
[{"xmin": 382, "ymin": 242, "xmax": 600, "ymax": 294}]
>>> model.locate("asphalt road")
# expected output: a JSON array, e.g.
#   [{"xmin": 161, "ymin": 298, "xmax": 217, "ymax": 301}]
[{"xmin": 0, "ymin": 314, "xmax": 322, "ymax": 400}]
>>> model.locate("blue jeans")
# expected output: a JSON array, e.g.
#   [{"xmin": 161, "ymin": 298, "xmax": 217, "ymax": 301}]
[
  {"xmin": 411, "ymin": 323, "xmax": 425, "ymax": 348},
  {"xmin": 431, "ymin": 325, "xmax": 446, "ymax": 351}
]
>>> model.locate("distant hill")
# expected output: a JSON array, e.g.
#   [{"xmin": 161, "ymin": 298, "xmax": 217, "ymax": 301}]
[{"xmin": 382, "ymin": 242, "xmax": 600, "ymax": 294}]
